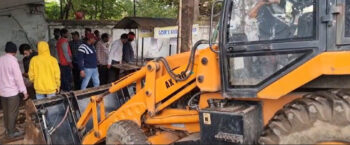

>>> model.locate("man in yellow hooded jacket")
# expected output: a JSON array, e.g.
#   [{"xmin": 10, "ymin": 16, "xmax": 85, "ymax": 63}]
[{"xmin": 28, "ymin": 41, "xmax": 61, "ymax": 99}]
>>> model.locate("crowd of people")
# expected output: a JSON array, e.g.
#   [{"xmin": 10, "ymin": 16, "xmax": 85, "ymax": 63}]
[{"xmin": 0, "ymin": 28, "xmax": 135, "ymax": 139}]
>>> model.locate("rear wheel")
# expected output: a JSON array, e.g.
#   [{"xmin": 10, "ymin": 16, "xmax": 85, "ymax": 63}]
[
  {"xmin": 106, "ymin": 120, "xmax": 149, "ymax": 144},
  {"xmin": 259, "ymin": 90, "xmax": 350, "ymax": 144}
]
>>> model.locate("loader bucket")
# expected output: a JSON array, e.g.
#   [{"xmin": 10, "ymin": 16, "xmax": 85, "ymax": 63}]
[
  {"xmin": 23, "ymin": 84, "xmax": 134, "ymax": 144},
  {"xmin": 23, "ymin": 99, "xmax": 46, "ymax": 144}
]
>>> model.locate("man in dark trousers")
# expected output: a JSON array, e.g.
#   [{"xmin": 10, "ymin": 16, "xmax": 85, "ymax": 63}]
[
  {"xmin": 96, "ymin": 33, "xmax": 110, "ymax": 85},
  {"xmin": 0, "ymin": 42, "xmax": 28, "ymax": 139},
  {"xmin": 19, "ymin": 43, "xmax": 38, "ymax": 77},
  {"xmin": 108, "ymin": 34, "xmax": 128, "ymax": 82},
  {"xmin": 69, "ymin": 31, "xmax": 83, "ymax": 90},
  {"xmin": 56, "ymin": 28, "xmax": 73, "ymax": 92},
  {"xmin": 77, "ymin": 33, "xmax": 100, "ymax": 90},
  {"xmin": 122, "ymin": 32, "xmax": 136, "ymax": 63}
]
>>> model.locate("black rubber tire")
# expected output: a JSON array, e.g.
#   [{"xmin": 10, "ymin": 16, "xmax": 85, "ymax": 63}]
[
  {"xmin": 106, "ymin": 120, "xmax": 149, "ymax": 144},
  {"xmin": 259, "ymin": 90, "xmax": 350, "ymax": 144}
]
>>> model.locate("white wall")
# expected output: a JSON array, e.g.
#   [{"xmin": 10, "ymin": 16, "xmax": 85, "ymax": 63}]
[
  {"xmin": 136, "ymin": 25, "xmax": 210, "ymax": 59},
  {"xmin": 0, "ymin": 4, "xmax": 48, "ymax": 57},
  {"xmin": 137, "ymin": 37, "xmax": 176, "ymax": 59}
]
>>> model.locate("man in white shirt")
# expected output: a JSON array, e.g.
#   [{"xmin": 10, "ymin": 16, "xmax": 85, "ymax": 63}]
[
  {"xmin": 108, "ymin": 34, "xmax": 128, "ymax": 83},
  {"xmin": 96, "ymin": 33, "xmax": 110, "ymax": 85}
]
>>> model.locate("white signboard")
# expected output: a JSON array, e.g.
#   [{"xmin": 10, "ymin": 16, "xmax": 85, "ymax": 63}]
[
  {"xmin": 154, "ymin": 24, "xmax": 199, "ymax": 39},
  {"xmin": 139, "ymin": 29, "xmax": 153, "ymax": 38}
]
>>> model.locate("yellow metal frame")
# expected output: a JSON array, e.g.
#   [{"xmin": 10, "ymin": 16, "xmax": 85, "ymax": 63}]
[
  {"xmin": 77, "ymin": 46, "xmax": 350, "ymax": 144},
  {"xmin": 258, "ymin": 51, "xmax": 350, "ymax": 99},
  {"xmin": 77, "ymin": 49, "xmax": 209, "ymax": 144}
]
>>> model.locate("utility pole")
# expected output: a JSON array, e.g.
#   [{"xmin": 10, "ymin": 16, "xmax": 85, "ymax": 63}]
[
  {"xmin": 133, "ymin": 0, "xmax": 136, "ymax": 17},
  {"xmin": 177, "ymin": 0, "xmax": 195, "ymax": 53},
  {"xmin": 59, "ymin": 0, "xmax": 63, "ymax": 19},
  {"xmin": 101, "ymin": 0, "xmax": 105, "ymax": 19}
]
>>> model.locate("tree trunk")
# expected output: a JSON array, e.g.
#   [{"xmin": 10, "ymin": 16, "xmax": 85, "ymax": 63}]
[
  {"xmin": 95, "ymin": 0, "xmax": 98, "ymax": 19},
  {"xmin": 101, "ymin": 0, "xmax": 105, "ymax": 19},
  {"xmin": 133, "ymin": 0, "xmax": 136, "ymax": 17},
  {"xmin": 178, "ymin": 0, "xmax": 195, "ymax": 53},
  {"xmin": 59, "ymin": 0, "xmax": 63, "ymax": 19},
  {"xmin": 194, "ymin": 0, "xmax": 199, "ymax": 23},
  {"xmin": 64, "ymin": 0, "xmax": 72, "ymax": 19}
]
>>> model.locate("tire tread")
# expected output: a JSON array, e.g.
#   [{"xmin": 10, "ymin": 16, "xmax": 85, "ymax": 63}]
[
  {"xmin": 259, "ymin": 90, "xmax": 350, "ymax": 144},
  {"xmin": 106, "ymin": 120, "xmax": 149, "ymax": 144}
]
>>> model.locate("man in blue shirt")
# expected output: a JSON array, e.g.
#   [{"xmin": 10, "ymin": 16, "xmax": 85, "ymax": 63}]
[{"xmin": 77, "ymin": 33, "xmax": 100, "ymax": 90}]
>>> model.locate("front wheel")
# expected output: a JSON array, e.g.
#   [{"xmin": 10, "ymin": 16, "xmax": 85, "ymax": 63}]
[
  {"xmin": 259, "ymin": 90, "xmax": 350, "ymax": 144},
  {"xmin": 106, "ymin": 120, "xmax": 149, "ymax": 144}
]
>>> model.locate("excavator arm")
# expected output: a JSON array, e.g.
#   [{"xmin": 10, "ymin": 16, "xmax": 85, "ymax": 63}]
[{"xmin": 76, "ymin": 41, "xmax": 221, "ymax": 144}]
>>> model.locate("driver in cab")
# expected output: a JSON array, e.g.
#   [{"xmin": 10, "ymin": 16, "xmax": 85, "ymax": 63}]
[
  {"xmin": 248, "ymin": 0, "xmax": 291, "ymax": 41},
  {"xmin": 246, "ymin": 0, "xmax": 289, "ymax": 78}
]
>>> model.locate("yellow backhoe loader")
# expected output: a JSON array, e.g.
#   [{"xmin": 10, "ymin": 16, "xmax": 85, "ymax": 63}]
[{"xmin": 76, "ymin": 0, "xmax": 350, "ymax": 144}]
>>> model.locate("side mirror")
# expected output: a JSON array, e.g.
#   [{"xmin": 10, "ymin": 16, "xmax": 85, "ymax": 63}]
[{"xmin": 209, "ymin": 0, "xmax": 223, "ymax": 53}]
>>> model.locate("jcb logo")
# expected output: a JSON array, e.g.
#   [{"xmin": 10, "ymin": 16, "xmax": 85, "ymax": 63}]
[{"xmin": 165, "ymin": 73, "xmax": 187, "ymax": 89}]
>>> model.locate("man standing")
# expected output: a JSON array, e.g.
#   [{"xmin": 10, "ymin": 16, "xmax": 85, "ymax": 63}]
[
  {"xmin": 19, "ymin": 43, "xmax": 38, "ymax": 76},
  {"xmin": 0, "ymin": 42, "xmax": 28, "ymax": 138},
  {"xmin": 108, "ymin": 34, "xmax": 128, "ymax": 83},
  {"xmin": 122, "ymin": 32, "xmax": 136, "ymax": 63},
  {"xmin": 57, "ymin": 28, "xmax": 73, "ymax": 92},
  {"xmin": 77, "ymin": 33, "xmax": 100, "ymax": 90},
  {"xmin": 69, "ymin": 31, "xmax": 83, "ymax": 90},
  {"xmin": 28, "ymin": 41, "xmax": 61, "ymax": 99},
  {"xmin": 69, "ymin": 31, "xmax": 83, "ymax": 59},
  {"xmin": 94, "ymin": 30, "xmax": 101, "ymax": 45},
  {"xmin": 48, "ymin": 28, "xmax": 60, "ymax": 60},
  {"xmin": 96, "ymin": 33, "xmax": 110, "ymax": 85},
  {"xmin": 83, "ymin": 28, "xmax": 92, "ymax": 42}
]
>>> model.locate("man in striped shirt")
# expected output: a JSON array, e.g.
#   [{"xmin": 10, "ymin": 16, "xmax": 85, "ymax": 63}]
[
  {"xmin": 96, "ymin": 33, "xmax": 110, "ymax": 85},
  {"xmin": 76, "ymin": 33, "xmax": 100, "ymax": 90}
]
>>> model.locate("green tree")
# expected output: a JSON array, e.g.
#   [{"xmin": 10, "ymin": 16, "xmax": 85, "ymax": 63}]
[
  {"xmin": 71, "ymin": 0, "xmax": 133, "ymax": 20},
  {"xmin": 136, "ymin": 0, "xmax": 178, "ymax": 18},
  {"xmin": 45, "ymin": 1, "xmax": 61, "ymax": 19},
  {"xmin": 45, "ymin": 0, "xmax": 218, "ymax": 20},
  {"xmin": 45, "ymin": 0, "xmax": 179, "ymax": 20}
]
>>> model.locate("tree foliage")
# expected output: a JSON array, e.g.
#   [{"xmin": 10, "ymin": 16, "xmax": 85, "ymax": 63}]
[
  {"xmin": 45, "ymin": 1, "xmax": 61, "ymax": 19},
  {"xmin": 71, "ymin": 0, "xmax": 134, "ymax": 20},
  {"xmin": 44, "ymin": 0, "xmax": 219, "ymax": 20},
  {"xmin": 136, "ymin": 0, "xmax": 178, "ymax": 18},
  {"xmin": 45, "ymin": 0, "xmax": 178, "ymax": 20}
]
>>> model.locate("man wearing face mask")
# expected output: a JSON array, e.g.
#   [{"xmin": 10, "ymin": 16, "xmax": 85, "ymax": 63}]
[{"xmin": 122, "ymin": 32, "xmax": 135, "ymax": 63}]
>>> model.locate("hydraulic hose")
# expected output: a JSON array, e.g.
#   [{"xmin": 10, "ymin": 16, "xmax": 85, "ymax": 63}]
[
  {"xmin": 48, "ymin": 106, "xmax": 70, "ymax": 135},
  {"xmin": 155, "ymin": 40, "xmax": 209, "ymax": 82}
]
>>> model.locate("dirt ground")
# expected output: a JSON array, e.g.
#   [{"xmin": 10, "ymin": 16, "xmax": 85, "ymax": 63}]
[{"xmin": 0, "ymin": 110, "xmax": 26, "ymax": 144}]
